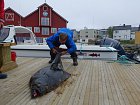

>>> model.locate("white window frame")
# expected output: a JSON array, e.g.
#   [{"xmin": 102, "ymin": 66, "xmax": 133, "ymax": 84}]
[
  {"xmin": 51, "ymin": 28, "xmax": 57, "ymax": 33},
  {"xmin": 34, "ymin": 27, "xmax": 40, "ymax": 33},
  {"xmin": 5, "ymin": 13, "xmax": 14, "ymax": 21},
  {"xmin": 42, "ymin": 27, "xmax": 49, "ymax": 35},
  {"xmin": 41, "ymin": 17, "xmax": 49, "ymax": 26},
  {"xmin": 43, "ymin": 6, "xmax": 48, "ymax": 11}
]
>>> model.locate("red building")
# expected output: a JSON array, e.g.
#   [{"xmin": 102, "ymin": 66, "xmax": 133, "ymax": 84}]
[{"xmin": 4, "ymin": 3, "xmax": 68, "ymax": 43}]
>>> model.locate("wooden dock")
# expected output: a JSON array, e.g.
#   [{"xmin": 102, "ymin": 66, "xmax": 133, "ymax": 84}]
[{"xmin": 0, "ymin": 57, "xmax": 140, "ymax": 105}]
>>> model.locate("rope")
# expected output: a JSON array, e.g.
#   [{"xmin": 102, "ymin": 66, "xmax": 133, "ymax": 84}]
[{"xmin": 104, "ymin": 45, "xmax": 134, "ymax": 64}]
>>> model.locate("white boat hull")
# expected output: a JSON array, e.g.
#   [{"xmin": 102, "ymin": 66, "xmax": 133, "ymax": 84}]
[{"xmin": 11, "ymin": 44, "xmax": 118, "ymax": 60}]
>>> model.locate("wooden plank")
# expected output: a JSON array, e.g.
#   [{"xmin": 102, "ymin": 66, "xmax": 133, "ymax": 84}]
[
  {"xmin": 105, "ymin": 62, "xmax": 122, "ymax": 105},
  {"xmin": 103, "ymin": 61, "xmax": 115, "ymax": 105},
  {"xmin": 57, "ymin": 63, "xmax": 83, "ymax": 105},
  {"xmin": 109, "ymin": 63, "xmax": 128, "ymax": 105},
  {"xmin": 115, "ymin": 64, "xmax": 138, "ymax": 105},
  {"xmin": 88, "ymin": 60, "xmax": 99, "ymax": 105},
  {"xmin": 67, "ymin": 61, "xmax": 89, "ymax": 105},
  {"xmin": 74, "ymin": 61, "xmax": 91, "ymax": 105},
  {"xmin": 0, "ymin": 58, "xmax": 48, "ymax": 105},
  {"xmin": 83, "ymin": 60, "xmax": 93, "ymax": 105},
  {"xmin": 0, "ymin": 57, "xmax": 140, "ymax": 105}
]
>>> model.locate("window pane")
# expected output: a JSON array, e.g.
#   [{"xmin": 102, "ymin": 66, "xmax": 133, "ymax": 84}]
[
  {"xmin": 36, "ymin": 37, "xmax": 43, "ymax": 43},
  {"xmin": 43, "ymin": 6, "xmax": 48, "ymax": 11},
  {"xmin": 41, "ymin": 18, "xmax": 49, "ymax": 26},
  {"xmin": 51, "ymin": 28, "xmax": 57, "ymax": 33},
  {"xmin": 34, "ymin": 27, "xmax": 40, "ymax": 33},
  {"xmin": 42, "ymin": 28, "xmax": 49, "ymax": 35},
  {"xmin": 0, "ymin": 28, "xmax": 10, "ymax": 42},
  {"xmin": 5, "ymin": 13, "xmax": 14, "ymax": 21}
]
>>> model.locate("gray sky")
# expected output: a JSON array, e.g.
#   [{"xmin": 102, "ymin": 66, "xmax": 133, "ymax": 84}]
[{"xmin": 5, "ymin": 0, "xmax": 140, "ymax": 30}]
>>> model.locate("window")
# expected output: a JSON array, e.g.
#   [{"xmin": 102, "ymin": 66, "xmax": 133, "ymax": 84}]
[
  {"xmin": 15, "ymin": 37, "xmax": 30, "ymax": 43},
  {"xmin": 5, "ymin": 13, "xmax": 14, "ymax": 21},
  {"xmin": 26, "ymin": 27, "xmax": 32, "ymax": 31},
  {"xmin": 42, "ymin": 27, "xmax": 49, "ymax": 35},
  {"xmin": 115, "ymin": 31, "xmax": 118, "ymax": 33},
  {"xmin": 124, "ymin": 35, "xmax": 127, "ymax": 39},
  {"xmin": 51, "ymin": 28, "xmax": 57, "ymax": 33},
  {"xmin": 0, "ymin": 28, "xmax": 10, "ymax": 42},
  {"xmin": 82, "ymin": 39, "xmax": 85, "ymax": 42},
  {"xmin": 43, "ymin": 6, "xmax": 48, "ymax": 11},
  {"xmin": 41, "ymin": 17, "xmax": 49, "ymax": 26},
  {"xmin": 34, "ymin": 27, "xmax": 40, "ymax": 33},
  {"xmin": 85, "ymin": 35, "xmax": 88, "ymax": 38},
  {"xmin": 36, "ymin": 37, "xmax": 43, "ymax": 43}
]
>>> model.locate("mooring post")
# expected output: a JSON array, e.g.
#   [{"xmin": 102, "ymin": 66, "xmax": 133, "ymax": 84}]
[{"xmin": 0, "ymin": 43, "xmax": 18, "ymax": 72}]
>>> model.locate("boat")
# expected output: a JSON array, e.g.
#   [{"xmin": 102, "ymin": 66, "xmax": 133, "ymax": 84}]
[
  {"xmin": 0, "ymin": 25, "xmax": 118, "ymax": 60},
  {"xmin": 11, "ymin": 44, "xmax": 118, "ymax": 60}
]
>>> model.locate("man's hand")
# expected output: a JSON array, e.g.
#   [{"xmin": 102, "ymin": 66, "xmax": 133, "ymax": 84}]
[
  {"xmin": 52, "ymin": 48, "xmax": 57, "ymax": 54},
  {"xmin": 0, "ymin": 22, "xmax": 4, "ymax": 29},
  {"xmin": 61, "ymin": 51, "xmax": 67, "ymax": 56}
]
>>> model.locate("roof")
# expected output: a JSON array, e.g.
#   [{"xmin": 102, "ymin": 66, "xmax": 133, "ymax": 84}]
[
  {"xmin": 131, "ymin": 27, "xmax": 140, "ymax": 32},
  {"xmin": 113, "ymin": 25, "xmax": 131, "ymax": 30},
  {"xmin": 38, "ymin": 3, "xmax": 53, "ymax": 9},
  {"xmin": 52, "ymin": 10, "xmax": 68, "ymax": 23},
  {"xmin": 4, "ymin": 3, "xmax": 68, "ymax": 22},
  {"xmin": 4, "ymin": 7, "xmax": 23, "ymax": 18},
  {"xmin": 1, "ymin": 57, "xmax": 140, "ymax": 105},
  {"xmin": 24, "ymin": 3, "xmax": 68, "ymax": 22}
]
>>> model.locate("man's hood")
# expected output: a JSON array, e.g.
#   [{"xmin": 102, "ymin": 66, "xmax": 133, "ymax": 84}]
[{"xmin": 57, "ymin": 28, "xmax": 73, "ymax": 38}]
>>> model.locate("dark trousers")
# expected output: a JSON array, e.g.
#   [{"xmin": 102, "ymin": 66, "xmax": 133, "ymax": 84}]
[{"xmin": 50, "ymin": 48, "xmax": 77, "ymax": 60}]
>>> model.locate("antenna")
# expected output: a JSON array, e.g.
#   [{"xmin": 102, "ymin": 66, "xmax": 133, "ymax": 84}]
[{"xmin": 45, "ymin": 0, "xmax": 46, "ymax": 3}]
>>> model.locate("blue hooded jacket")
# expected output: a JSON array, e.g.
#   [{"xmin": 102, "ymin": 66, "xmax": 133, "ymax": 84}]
[{"xmin": 46, "ymin": 28, "xmax": 77, "ymax": 54}]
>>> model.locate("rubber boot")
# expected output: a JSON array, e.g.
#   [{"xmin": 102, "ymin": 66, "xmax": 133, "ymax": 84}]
[
  {"xmin": 48, "ymin": 56, "xmax": 55, "ymax": 63},
  {"xmin": 72, "ymin": 57, "xmax": 78, "ymax": 66},
  {"xmin": 0, "ymin": 73, "xmax": 7, "ymax": 79},
  {"xmin": 48, "ymin": 59, "xmax": 54, "ymax": 63},
  {"xmin": 49, "ymin": 51, "xmax": 56, "ymax": 64}
]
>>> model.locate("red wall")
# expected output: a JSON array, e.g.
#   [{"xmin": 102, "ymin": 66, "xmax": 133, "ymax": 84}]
[
  {"xmin": 23, "ymin": 11, "xmax": 39, "ymax": 26},
  {"xmin": 4, "ymin": 9, "xmax": 23, "ymax": 26},
  {"xmin": 4, "ymin": 4, "xmax": 68, "ymax": 38},
  {"xmin": 51, "ymin": 11, "xmax": 67, "ymax": 28}
]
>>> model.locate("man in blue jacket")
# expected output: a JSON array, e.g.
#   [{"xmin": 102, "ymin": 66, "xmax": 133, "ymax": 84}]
[{"xmin": 46, "ymin": 28, "xmax": 78, "ymax": 66}]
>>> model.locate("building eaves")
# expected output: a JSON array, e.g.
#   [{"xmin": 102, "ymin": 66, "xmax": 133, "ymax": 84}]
[
  {"xmin": 113, "ymin": 25, "xmax": 131, "ymax": 30},
  {"xmin": 52, "ymin": 10, "xmax": 68, "ymax": 23},
  {"xmin": 5, "ymin": 7, "xmax": 24, "ymax": 18},
  {"xmin": 37, "ymin": 3, "xmax": 53, "ymax": 9},
  {"xmin": 131, "ymin": 27, "xmax": 139, "ymax": 32}
]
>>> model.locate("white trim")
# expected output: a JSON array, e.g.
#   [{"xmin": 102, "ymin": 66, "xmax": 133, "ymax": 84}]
[
  {"xmin": 42, "ymin": 27, "xmax": 49, "ymax": 35},
  {"xmin": 50, "ymin": 9, "xmax": 51, "ymax": 26},
  {"xmin": 34, "ymin": 27, "xmax": 40, "ymax": 33},
  {"xmin": 39, "ymin": 8, "xmax": 40, "ymax": 26},
  {"xmin": 5, "ymin": 13, "xmax": 14, "ymax": 21},
  {"xmin": 43, "ymin": 6, "xmax": 48, "ymax": 11}
]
